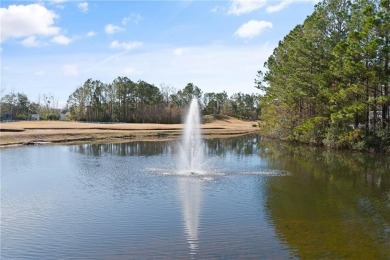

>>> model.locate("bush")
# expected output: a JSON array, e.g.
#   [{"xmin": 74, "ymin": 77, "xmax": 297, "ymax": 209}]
[
  {"xmin": 292, "ymin": 117, "xmax": 328, "ymax": 144},
  {"xmin": 323, "ymin": 127, "xmax": 363, "ymax": 149},
  {"xmin": 45, "ymin": 113, "xmax": 60, "ymax": 120},
  {"xmin": 362, "ymin": 130, "xmax": 390, "ymax": 153},
  {"xmin": 15, "ymin": 114, "xmax": 27, "ymax": 120},
  {"xmin": 323, "ymin": 127, "xmax": 390, "ymax": 153}
]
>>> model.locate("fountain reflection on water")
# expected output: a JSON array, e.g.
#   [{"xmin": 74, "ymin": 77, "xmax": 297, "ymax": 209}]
[{"xmin": 178, "ymin": 179, "xmax": 202, "ymax": 255}]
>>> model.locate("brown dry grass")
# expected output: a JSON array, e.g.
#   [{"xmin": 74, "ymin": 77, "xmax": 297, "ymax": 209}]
[{"xmin": 0, "ymin": 117, "xmax": 258, "ymax": 146}]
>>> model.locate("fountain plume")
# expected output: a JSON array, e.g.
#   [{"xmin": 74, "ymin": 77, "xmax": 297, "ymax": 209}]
[{"xmin": 178, "ymin": 98, "xmax": 204, "ymax": 174}]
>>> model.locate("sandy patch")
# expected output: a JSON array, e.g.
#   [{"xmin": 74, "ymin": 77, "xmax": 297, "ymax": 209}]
[{"xmin": 0, "ymin": 118, "xmax": 258, "ymax": 146}]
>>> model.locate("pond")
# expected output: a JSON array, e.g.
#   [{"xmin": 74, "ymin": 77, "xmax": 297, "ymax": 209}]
[{"xmin": 1, "ymin": 135, "xmax": 390, "ymax": 259}]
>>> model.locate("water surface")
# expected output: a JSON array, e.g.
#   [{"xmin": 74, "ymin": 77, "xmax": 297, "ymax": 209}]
[{"xmin": 1, "ymin": 135, "xmax": 389, "ymax": 258}]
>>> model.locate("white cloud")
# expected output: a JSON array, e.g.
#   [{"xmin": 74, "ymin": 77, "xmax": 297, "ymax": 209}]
[
  {"xmin": 48, "ymin": 0, "xmax": 66, "ymax": 10},
  {"xmin": 228, "ymin": 0, "xmax": 267, "ymax": 15},
  {"xmin": 266, "ymin": 0, "xmax": 318, "ymax": 13},
  {"xmin": 0, "ymin": 4, "xmax": 60, "ymax": 42},
  {"xmin": 78, "ymin": 2, "xmax": 88, "ymax": 12},
  {"xmin": 235, "ymin": 20, "xmax": 272, "ymax": 39},
  {"xmin": 86, "ymin": 31, "xmax": 96, "ymax": 37},
  {"xmin": 50, "ymin": 0, "xmax": 67, "ymax": 4},
  {"xmin": 62, "ymin": 64, "xmax": 79, "ymax": 77},
  {"xmin": 104, "ymin": 24, "xmax": 124, "ymax": 34},
  {"xmin": 110, "ymin": 40, "xmax": 142, "ymax": 51},
  {"xmin": 51, "ymin": 35, "xmax": 72, "ymax": 45},
  {"xmin": 266, "ymin": 2, "xmax": 287, "ymax": 13},
  {"xmin": 173, "ymin": 48, "xmax": 188, "ymax": 56},
  {"xmin": 21, "ymin": 36, "xmax": 41, "ymax": 48},
  {"xmin": 122, "ymin": 13, "xmax": 142, "ymax": 25}
]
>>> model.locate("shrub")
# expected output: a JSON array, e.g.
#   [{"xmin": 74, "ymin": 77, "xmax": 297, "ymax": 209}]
[{"xmin": 292, "ymin": 117, "xmax": 328, "ymax": 144}]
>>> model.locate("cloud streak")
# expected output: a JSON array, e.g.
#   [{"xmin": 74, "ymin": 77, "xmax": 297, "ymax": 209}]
[
  {"xmin": 104, "ymin": 24, "xmax": 124, "ymax": 34},
  {"xmin": 110, "ymin": 40, "xmax": 143, "ymax": 51},
  {"xmin": 227, "ymin": 0, "xmax": 318, "ymax": 15},
  {"xmin": 122, "ymin": 13, "xmax": 142, "ymax": 25}
]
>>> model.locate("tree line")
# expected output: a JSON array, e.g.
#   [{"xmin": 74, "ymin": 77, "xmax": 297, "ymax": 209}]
[
  {"xmin": 0, "ymin": 91, "xmax": 61, "ymax": 120},
  {"xmin": 256, "ymin": 0, "xmax": 389, "ymax": 152},
  {"xmin": 0, "ymin": 79, "xmax": 260, "ymax": 123},
  {"xmin": 67, "ymin": 78, "xmax": 259, "ymax": 123}
]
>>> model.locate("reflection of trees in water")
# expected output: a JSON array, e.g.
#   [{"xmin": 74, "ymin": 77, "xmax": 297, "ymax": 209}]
[
  {"xmin": 68, "ymin": 141, "xmax": 174, "ymax": 157},
  {"xmin": 261, "ymin": 140, "xmax": 390, "ymax": 259},
  {"xmin": 205, "ymin": 134, "xmax": 262, "ymax": 157},
  {"xmin": 69, "ymin": 134, "xmax": 263, "ymax": 158},
  {"xmin": 260, "ymin": 140, "xmax": 390, "ymax": 192}
]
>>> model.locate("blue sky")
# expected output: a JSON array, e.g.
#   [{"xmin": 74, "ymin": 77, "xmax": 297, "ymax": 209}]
[{"xmin": 1, "ymin": 0, "xmax": 317, "ymax": 107}]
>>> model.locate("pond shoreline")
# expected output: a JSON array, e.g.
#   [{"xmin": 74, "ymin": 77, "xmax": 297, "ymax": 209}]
[{"xmin": 0, "ymin": 119, "xmax": 259, "ymax": 147}]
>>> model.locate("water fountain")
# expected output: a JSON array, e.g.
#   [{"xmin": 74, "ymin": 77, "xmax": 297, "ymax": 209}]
[
  {"xmin": 178, "ymin": 98, "xmax": 204, "ymax": 174},
  {"xmin": 177, "ymin": 97, "xmax": 204, "ymax": 255}
]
